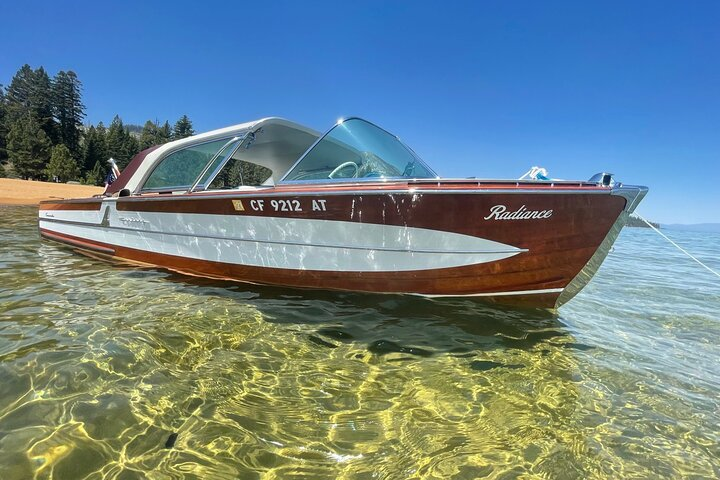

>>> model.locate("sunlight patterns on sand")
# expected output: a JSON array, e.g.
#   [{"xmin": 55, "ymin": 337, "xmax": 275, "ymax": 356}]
[{"xmin": 0, "ymin": 205, "xmax": 718, "ymax": 479}]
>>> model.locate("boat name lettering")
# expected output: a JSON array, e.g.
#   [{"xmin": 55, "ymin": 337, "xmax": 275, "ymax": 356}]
[{"xmin": 484, "ymin": 205, "xmax": 553, "ymax": 220}]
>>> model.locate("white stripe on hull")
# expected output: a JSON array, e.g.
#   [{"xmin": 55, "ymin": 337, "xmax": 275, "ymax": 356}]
[
  {"xmin": 39, "ymin": 206, "xmax": 526, "ymax": 272},
  {"xmin": 421, "ymin": 288, "xmax": 563, "ymax": 298}
]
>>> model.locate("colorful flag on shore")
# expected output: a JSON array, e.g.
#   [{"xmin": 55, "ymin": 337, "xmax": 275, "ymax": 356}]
[{"xmin": 103, "ymin": 158, "xmax": 122, "ymax": 193}]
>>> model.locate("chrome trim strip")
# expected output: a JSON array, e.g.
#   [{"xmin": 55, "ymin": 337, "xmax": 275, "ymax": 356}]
[
  {"xmin": 407, "ymin": 178, "xmax": 602, "ymax": 186},
  {"xmin": 110, "ymin": 188, "xmax": 611, "ymax": 204},
  {"xmin": 557, "ymin": 184, "xmax": 648, "ymax": 307},
  {"xmin": 610, "ymin": 184, "xmax": 649, "ymax": 214},
  {"xmin": 280, "ymin": 177, "xmax": 603, "ymax": 187},
  {"xmin": 39, "ymin": 218, "xmax": 528, "ymax": 256},
  {"xmin": 556, "ymin": 211, "xmax": 627, "ymax": 307},
  {"xmin": 137, "ymin": 186, "xmax": 195, "ymax": 194},
  {"xmin": 282, "ymin": 177, "xmax": 418, "ymax": 185}
]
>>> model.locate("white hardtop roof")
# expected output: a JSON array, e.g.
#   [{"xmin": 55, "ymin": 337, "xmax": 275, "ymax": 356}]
[{"xmin": 124, "ymin": 117, "xmax": 321, "ymax": 192}]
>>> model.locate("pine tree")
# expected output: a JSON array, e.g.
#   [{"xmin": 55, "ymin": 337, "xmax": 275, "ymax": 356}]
[
  {"xmin": 96, "ymin": 121, "xmax": 108, "ymax": 155},
  {"xmin": 172, "ymin": 115, "xmax": 194, "ymax": 139},
  {"xmin": 140, "ymin": 119, "xmax": 172, "ymax": 149},
  {"xmin": 46, "ymin": 144, "xmax": 80, "ymax": 182},
  {"xmin": 0, "ymin": 92, "xmax": 5, "ymax": 175},
  {"xmin": 105, "ymin": 115, "xmax": 142, "ymax": 169},
  {"xmin": 139, "ymin": 120, "xmax": 159, "ymax": 150},
  {"xmin": 106, "ymin": 115, "xmax": 129, "ymax": 167},
  {"xmin": 82, "ymin": 124, "xmax": 108, "ymax": 172},
  {"xmin": 158, "ymin": 120, "xmax": 172, "ymax": 144},
  {"xmin": 5, "ymin": 65, "xmax": 58, "ymax": 144},
  {"xmin": 85, "ymin": 160, "xmax": 105, "ymax": 186},
  {"xmin": 32, "ymin": 67, "xmax": 57, "ymax": 143},
  {"xmin": 30, "ymin": 67, "xmax": 55, "ymax": 141},
  {"xmin": 6, "ymin": 114, "xmax": 52, "ymax": 179},
  {"xmin": 0, "ymin": 85, "xmax": 8, "ymax": 164},
  {"xmin": 52, "ymin": 71, "xmax": 85, "ymax": 158},
  {"xmin": 123, "ymin": 133, "xmax": 139, "ymax": 168},
  {"xmin": 4, "ymin": 65, "xmax": 34, "ymax": 122}
]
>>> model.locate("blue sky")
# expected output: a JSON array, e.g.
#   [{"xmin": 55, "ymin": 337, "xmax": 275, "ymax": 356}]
[{"xmin": 2, "ymin": 1, "xmax": 718, "ymax": 224}]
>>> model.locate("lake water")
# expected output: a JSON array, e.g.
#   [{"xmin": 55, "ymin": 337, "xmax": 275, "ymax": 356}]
[{"xmin": 1, "ymin": 205, "xmax": 718, "ymax": 479}]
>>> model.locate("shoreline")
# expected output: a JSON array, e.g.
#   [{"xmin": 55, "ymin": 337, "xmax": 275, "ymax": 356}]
[{"xmin": 0, "ymin": 178, "xmax": 104, "ymax": 206}]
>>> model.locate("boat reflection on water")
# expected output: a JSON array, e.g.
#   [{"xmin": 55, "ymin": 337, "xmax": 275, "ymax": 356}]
[
  {"xmin": 26, "ymin": 215, "xmax": 599, "ymax": 478},
  {"xmin": 153, "ymin": 270, "xmax": 577, "ymax": 356}
]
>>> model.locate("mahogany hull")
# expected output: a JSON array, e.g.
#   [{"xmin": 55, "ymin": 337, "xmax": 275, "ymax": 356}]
[{"xmin": 38, "ymin": 182, "xmax": 640, "ymax": 309}]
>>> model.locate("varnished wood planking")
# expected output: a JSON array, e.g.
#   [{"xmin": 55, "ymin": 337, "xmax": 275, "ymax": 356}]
[
  {"xmin": 38, "ymin": 182, "xmax": 626, "ymax": 308},
  {"xmin": 39, "ymin": 201, "xmax": 102, "ymax": 211}
]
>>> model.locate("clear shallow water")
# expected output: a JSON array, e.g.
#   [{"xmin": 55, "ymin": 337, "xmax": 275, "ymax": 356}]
[{"xmin": 1, "ymin": 205, "xmax": 719, "ymax": 480}]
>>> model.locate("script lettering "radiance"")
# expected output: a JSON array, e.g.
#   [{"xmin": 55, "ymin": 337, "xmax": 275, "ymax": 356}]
[{"xmin": 484, "ymin": 204, "xmax": 553, "ymax": 220}]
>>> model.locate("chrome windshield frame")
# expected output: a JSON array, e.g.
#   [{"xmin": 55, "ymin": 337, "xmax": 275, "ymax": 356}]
[
  {"xmin": 189, "ymin": 135, "xmax": 245, "ymax": 192},
  {"xmin": 278, "ymin": 117, "xmax": 438, "ymax": 184},
  {"xmin": 139, "ymin": 136, "xmax": 241, "ymax": 194}
]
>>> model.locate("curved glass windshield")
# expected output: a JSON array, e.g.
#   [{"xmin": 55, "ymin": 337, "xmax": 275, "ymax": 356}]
[
  {"xmin": 282, "ymin": 118, "xmax": 436, "ymax": 182},
  {"xmin": 143, "ymin": 138, "xmax": 231, "ymax": 191}
]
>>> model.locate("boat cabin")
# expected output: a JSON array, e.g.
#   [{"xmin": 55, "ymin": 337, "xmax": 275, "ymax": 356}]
[{"xmin": 109, "ymin": 117, "xmax": 438, "ymax": 196}]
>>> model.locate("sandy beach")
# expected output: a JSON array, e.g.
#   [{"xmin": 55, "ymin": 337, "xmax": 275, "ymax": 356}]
[{"xmin": 0, "ymin": 178, "xmax": 104, "ymax": 205}]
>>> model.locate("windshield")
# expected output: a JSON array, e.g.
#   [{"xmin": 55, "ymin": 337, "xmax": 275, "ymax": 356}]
[{"xmin": 281, "ymin": 118, "xmax": 436, "ymax": 182}]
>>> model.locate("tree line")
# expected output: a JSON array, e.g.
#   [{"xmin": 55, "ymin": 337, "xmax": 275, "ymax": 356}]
[{"xmin": 0, "ymin": 64, "xmax": 196, "ymax": 184}]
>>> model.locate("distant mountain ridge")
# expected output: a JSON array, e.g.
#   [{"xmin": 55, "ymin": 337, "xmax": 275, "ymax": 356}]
[{"xmin": 662, "ymin": 223, "xmax": 720, "ymax": 233}]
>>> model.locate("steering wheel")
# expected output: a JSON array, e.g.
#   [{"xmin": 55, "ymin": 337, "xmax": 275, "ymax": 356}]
[{"xmin": 328, "ymin": 161, "xmax": 359, "ymax": 179}]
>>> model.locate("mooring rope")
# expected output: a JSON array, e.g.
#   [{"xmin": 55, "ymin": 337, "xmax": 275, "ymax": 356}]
[{"xmin": 634, "ymin": 213, "xmax": 720, "ymax": 280}]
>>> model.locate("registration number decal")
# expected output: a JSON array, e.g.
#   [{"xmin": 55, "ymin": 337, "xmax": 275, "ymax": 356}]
[{"xmin": 244, "ymin": 198, "xmax": 328, "ymax": 213}]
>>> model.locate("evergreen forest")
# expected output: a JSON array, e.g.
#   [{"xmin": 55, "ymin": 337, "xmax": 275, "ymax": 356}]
[{"xmin": 0, "ymin": 64, "xmax": 196, "ymax": 185}]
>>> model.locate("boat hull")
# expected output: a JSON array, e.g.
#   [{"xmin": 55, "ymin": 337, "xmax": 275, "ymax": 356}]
[{"xmin": 38, "ymin": 184, "xmax": 642, "ymax": 309}]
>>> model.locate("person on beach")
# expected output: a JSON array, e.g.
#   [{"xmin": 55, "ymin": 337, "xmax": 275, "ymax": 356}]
[{"xmin": 103, "ymin": 158, "xmax": 121, "ymax": 194}]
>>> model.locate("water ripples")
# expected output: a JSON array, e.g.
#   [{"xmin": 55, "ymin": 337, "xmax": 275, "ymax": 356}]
[{"xmin": 0, "ymin": 205, "xmax": 719, "ymax": 479}]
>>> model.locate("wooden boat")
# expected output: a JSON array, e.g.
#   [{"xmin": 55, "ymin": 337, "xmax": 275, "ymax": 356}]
[{"xmin": 38, "ymin": 117, "xmax": 647, "ymax": 308}]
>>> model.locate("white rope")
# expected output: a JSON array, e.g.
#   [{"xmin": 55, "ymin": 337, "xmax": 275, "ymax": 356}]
[{"xmin": 634, "ymin": 213, "xmax": 720, "ymax": 280}]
